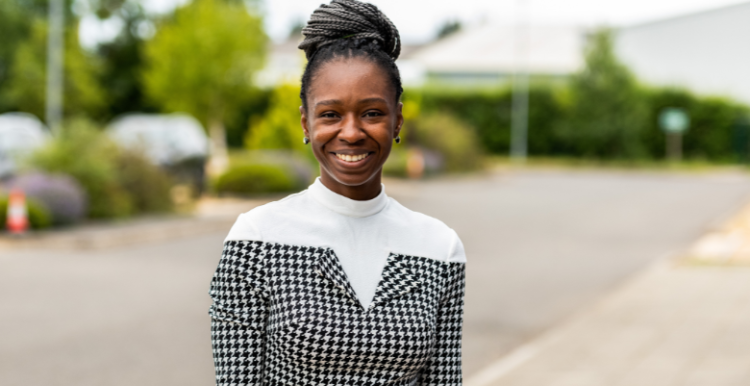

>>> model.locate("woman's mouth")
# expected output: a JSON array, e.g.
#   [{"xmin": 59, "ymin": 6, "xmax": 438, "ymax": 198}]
[{"xmin": 334, "ymin": 152, "xmax": 371, "ymax": 163}]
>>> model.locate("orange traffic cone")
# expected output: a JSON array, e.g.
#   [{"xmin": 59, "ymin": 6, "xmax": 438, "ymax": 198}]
[{"xmin": 6, "ymin": 189, "xmax": 29, "ymax": 234}]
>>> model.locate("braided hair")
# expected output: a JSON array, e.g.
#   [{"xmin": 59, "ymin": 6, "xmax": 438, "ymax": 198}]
[{"xmin": 298, "ymin": 0, "xmax": 403, "ymax": 111}]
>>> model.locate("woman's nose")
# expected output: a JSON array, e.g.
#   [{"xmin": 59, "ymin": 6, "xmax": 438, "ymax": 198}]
[{"xmin": 338, "ymin": 114, "xmax": 366, "ymax": 144}]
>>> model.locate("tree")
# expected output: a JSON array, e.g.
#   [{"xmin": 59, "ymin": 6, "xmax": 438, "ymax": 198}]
[
  {"xmin": 141, "ymin": 0, "xmax": 267, "ymax": 175},
  {"xmin": 436, "ymin": 20, "xmax": 461, "ymax": 40},
  {"xmin": 0, "ymin": 0, "xmax": 86, "ymax": 115},
  {"xmin": 556, "ymin": 28, "xmax": 648, "ymax": 159},
  {"xmin": 91, "ymin": 0, "xmax": 156, "ymax": 119},
  {"xmin": 245, "ymin": 84, "xmax": 307, "ymax": 153},
  {"xmin": 3, "ymin": 18, "xmax": 105, "ymax": 120}
]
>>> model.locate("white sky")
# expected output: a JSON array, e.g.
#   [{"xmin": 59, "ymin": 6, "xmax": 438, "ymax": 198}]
[{"xmin": 80, "ymin": 0, "xmax": 749, "ymax": 47}]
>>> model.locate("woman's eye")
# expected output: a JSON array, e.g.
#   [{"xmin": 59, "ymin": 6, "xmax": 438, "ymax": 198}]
[
  {"xmin": 364, "ymin": 111, "xmax": 382, "ymax": 117},
  {"xmin": 320, "ymin": 112, "xmax": 338, "ymax": 119}
]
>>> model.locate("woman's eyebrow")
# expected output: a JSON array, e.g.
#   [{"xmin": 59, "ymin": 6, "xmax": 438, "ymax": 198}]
[
  {"xmin": 315, "ymin": 99, "xmax": 341, "ymax": 108},
  {"xmin": 359, "ymin": 97, "xmax": 387, "ymax": 105},
  {"xmin": 315, "ymin": 97, "xmax": 388, "ymax": 108}
]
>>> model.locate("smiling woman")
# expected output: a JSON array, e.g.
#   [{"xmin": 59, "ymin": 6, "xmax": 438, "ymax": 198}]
[
  {"xmin": 208, "ymin": 1, "xmax": 467, "ymax": 385},
  {"xmin": 301, "ymin": 58, "xmax": 402, "ymax": 199}
]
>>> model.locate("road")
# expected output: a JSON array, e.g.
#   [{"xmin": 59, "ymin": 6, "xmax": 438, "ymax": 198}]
[{"xmin": 2, "ymin": 169, "xmax": 750, "ymax": 385}]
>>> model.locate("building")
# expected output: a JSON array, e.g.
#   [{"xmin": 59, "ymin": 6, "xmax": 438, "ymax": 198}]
[
  {"xmin": 258, "ymin": 25, "xmax": 587, "ymax": 89},
  {"xmin": 398, "ymin": 24, "xmax": 586, "ymax": 88},
  {"xmin": 615, "ymin": 2, "xmax": 750, "ymax": 104}
]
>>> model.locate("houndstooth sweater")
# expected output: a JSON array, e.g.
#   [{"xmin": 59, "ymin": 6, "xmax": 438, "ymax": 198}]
[{"xmin": 209, "ymin": 178, "xmax": 466, "ymax": 385}]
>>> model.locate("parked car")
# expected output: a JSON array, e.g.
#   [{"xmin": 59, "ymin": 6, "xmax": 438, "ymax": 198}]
[
  {"xmin": 0, "ymin": 113, "xmax": 51, "ymax": 179},
  {"xmin": 106, "ymin": 113, "xmax": 209, "ymax": 191}
]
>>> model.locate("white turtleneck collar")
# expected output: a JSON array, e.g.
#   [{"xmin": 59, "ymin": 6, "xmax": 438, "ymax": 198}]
[{"xmin": 308, "ymin": 177, "xmax": 388, "ymax": 218}]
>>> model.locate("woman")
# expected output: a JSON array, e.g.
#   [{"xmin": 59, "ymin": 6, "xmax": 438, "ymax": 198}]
[{"xmin": 208, "ymin": 0, "xmax": 466, "ymax": 384}]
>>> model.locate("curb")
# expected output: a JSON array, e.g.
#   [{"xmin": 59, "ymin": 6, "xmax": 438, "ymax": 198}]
[
  {"xmin": 0, "ymin": 216, "xmax": 237, "ymax": 251},
  {"xmin": 465, "ymin": 253, "xmax": 677, "ymax": 386}
]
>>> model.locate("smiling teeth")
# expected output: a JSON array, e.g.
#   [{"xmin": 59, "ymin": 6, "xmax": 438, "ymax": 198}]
[{"xmin": 336, "ymin": 153, "xmax": 368, "ymax": 162}]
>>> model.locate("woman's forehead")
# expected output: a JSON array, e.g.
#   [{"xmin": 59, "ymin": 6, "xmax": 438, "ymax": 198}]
[{"xmin": 308, "ymin": 57, "xmax": 395, "ymax": 103}]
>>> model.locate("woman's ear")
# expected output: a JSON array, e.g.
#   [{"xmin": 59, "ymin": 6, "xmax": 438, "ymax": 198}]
[
  {"xmin": 300, "ymin": 106, "xmax": 310, "ymax": 139},
  {"xmin": 394, "ymin": 102, "xmax": 404, "ymax": 138}
]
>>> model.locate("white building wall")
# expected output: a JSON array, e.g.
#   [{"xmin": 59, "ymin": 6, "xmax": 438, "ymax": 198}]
[{"xmin": 615, "ymin": 2, "xmax": 750, "ymax": 104}]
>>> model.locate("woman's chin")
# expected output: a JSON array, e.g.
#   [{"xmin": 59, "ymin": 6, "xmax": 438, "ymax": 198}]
[{"xmin": 323, "ymin": 168, "xmax": 381, "ymax": 188}]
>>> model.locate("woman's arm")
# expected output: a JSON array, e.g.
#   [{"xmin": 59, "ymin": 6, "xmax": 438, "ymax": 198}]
[
  {"xmin": 209, "ymin": 240, "xmax": 269, "ymax": 385},
  {"xmin": 419, "ymin": 262, "xmax": 466, "ymax": 386}
]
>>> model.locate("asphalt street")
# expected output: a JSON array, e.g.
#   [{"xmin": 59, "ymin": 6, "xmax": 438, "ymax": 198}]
[{"xmin": 2, "ymin": 169, "xmax": 750, "ymax": 385}]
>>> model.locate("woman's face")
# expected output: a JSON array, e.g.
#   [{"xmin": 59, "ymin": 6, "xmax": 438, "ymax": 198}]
[{"xmin": 300, "ymin": 57, "xmax": 403, "ymax": 200}]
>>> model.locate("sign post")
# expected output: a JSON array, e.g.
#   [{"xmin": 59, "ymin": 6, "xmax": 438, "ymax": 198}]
[{"xmin": 659, "ymin": 108, "xmax": 690, "ymax": 161}]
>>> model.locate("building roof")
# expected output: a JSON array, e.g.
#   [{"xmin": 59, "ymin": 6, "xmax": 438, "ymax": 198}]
[{"xmin": 404, "ymin": 23, "xmax": 586, "ymax": 75}]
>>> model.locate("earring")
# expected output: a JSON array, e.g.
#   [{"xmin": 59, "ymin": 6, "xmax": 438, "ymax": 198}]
[
  {"xmin": 394, "ymin": 136, "xmax": 401, "ymax": 144},
  {"xmin": 303, "ymin": 137, "xmax": 310, "ymax": 145}
]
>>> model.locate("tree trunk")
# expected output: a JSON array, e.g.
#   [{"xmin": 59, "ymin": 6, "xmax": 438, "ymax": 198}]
[{"xmin": 206, "ymin": 118, "xmax": 229, "ymax": 177}]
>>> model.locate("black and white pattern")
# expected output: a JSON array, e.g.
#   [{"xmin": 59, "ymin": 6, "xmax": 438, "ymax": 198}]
[{"xmin": 210, "ymin": 240, "xmax": 466, "ymax": 386}]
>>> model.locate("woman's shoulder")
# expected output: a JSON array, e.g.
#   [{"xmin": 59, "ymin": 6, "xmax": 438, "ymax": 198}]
[
  {"xmin": 224, "ymin": 189, "xmax": 312, "ymax": 242},
  {"xmin": 384, "ymin": 198, "xmax": 467, "ymax": 264}
]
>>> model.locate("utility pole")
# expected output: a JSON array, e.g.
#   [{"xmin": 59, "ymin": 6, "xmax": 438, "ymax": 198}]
[
  {"xmin": 46, "ymin": 0, "xmax": 64, "ymax": 135},
  {"xmin": 510, "ymin": 0, "xmax": 529, "ymax": 162}
]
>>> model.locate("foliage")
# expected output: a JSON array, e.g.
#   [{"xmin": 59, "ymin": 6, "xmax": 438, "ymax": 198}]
[
  {"xmin": 0, "ymin": 0, "xmax": 77, "ymax": 113},
  {"xmin": 28, "ymin": 118, "xmax": 173, "ymax": 218},
  {"xmin": 229, "ymin": 150, "xmax": 316, "ymax": 189},
  {"xmin": 30, "ymin": 118, "xmax": 131, "ymax": 218},
  {"xmin": 417, "ymin": 88, "xmax": 511, "ymax": 154},
  {"xmin": 0, "ymin": 1, "xmax": 32, "ymax": 113},
  {"xmin": 244, "ymin": 84, "xmax": 308, "ymax": 154},
  {"xmin": 642, "ymin": 88, "xmax": 750, "ymax": 161},
  {"xmin": 2, "ymin": 19, "xmax": 105, "ymax": 120},
  {"xmin": 93, "ymin": 0, "xmax": 156, "ymax": 120},
  {"xmin": 382, "ymin": 147, "xmax": 409, "ymax": 177},
  {"xmin": 116, "ymin": 151, "xmax": 174, "ymax": 214},
  {"xmin": 437, "ymin": 20, "xmax": 461, "ymax": 39},
  {"xmin": 554, "ymin": 28, "xmax": 649, "ymax": 159},
  {"xmin": 226, "ymin": 87, "xmax": 272, "ymax": 148},
  {"xmin": 8, "ymin": 172, "xmax": 87, "ymax": 225},
  {"xmin": 141, "ymin": 0, "xmax": 267, "ymax": 129},
  {"xmin": 416, "ymin": 81, "xmax": 747, "ymax": 162},
  {"xmin": 0, "ymin": 196, "xmax": 52, "ymax": 230},
  {"xmin": 406, "ymin": 112, "xmax": 483, "ymax": 172},
  {"xmin": 417, "ymin": 86, "xmax": 568, "ymax": 156},
  {"xmin": 214, "ymin": 164, "xmax": 296, "ymax": 195}
]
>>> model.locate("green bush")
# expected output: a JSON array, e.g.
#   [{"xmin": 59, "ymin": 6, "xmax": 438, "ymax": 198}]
[
  {"xmin": 417, "ymin": 87, "xmax": 512, "ymax": 155},
  {"xmin": 415, "ymin": 84, "xmax": 748, "ymax": 162},
  {"xmin": 417, "ymin": 86, "xmax": 568, "ymax": 157},
  {"xmin": 229, "ymin": 150, "xmax": 316, "ymax": 190},
  {"xmin": 411, "ymin": 29, "xmax": 749, "ymax": 162},
  {"xmin": 214, "ymin": 164, "xmax": 296, "ymax": 195},
  {"xmin": 0, "ymin": 196, "xmax": 52, "ymax": 230},
  {"xmin": 29, "ymin": 118, "xmax": 132, "ymax": 218},
  {"xmin": 117, "ymin": 151, "xmax": 174, "ymax": 213},
  {"xmin": 245, "ymin": 85, "xmax": 310, "ymax": 153},
  {"xmin": 642, "ymin": 88, "xmax": 749, "ymax": 161},
  {"xmin": 28, "ymin": 118, "xmax": 173, "ymax": 218},
  {"xmin": 554, "ymin": 28, "xmax": 649, "ymax": 159},
  {"xmin": 406, "ymin": 112, "xmax": 484, "ymax": 172},
  {"xmin": 383, "ymin": 147, "xmax": 408, "ymax": 177}
]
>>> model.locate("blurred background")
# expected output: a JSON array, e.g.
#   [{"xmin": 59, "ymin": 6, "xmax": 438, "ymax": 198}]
[{"xmin": 2, "ymin": 0, "xmax": 750, "ymax": 385}]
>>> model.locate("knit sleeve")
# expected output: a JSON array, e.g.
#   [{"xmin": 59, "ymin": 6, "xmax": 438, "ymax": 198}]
[
  {"xmin": 419, "ymin": 262, "xmax": 466, "ymax": 386},
  {"xmin": 209, "ymin": 240, "xmax": 270, "ymax": 385}
]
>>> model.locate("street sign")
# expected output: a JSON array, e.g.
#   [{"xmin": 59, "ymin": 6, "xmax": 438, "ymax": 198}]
[{"xmin": 659, "ymin": 108, "xmax": 690, "ymax": 133}]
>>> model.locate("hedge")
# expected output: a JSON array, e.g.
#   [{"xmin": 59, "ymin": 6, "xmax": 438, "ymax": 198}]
[
  {"xmin": 214, "ymin": 164, "xmax": 296, "ymax": 195},
  {"xmin": 412, "ymin": 86, "xmax": 749, "ymax": 161}
]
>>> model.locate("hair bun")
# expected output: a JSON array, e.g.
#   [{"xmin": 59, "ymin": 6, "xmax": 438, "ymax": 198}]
[{"xmin": 298, "ymin": 0, "xmax": 401, "ymax": 61}]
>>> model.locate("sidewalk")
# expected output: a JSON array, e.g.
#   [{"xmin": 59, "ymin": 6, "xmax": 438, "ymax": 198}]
[{"xmin": 468, "ymin": 206, "xmax": 750, "ymax": 386}]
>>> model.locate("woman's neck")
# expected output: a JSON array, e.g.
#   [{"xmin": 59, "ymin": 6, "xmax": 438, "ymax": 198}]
[{"xmin": 319, "ymin": 171, "xmax": 382, "ymax": 201}]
